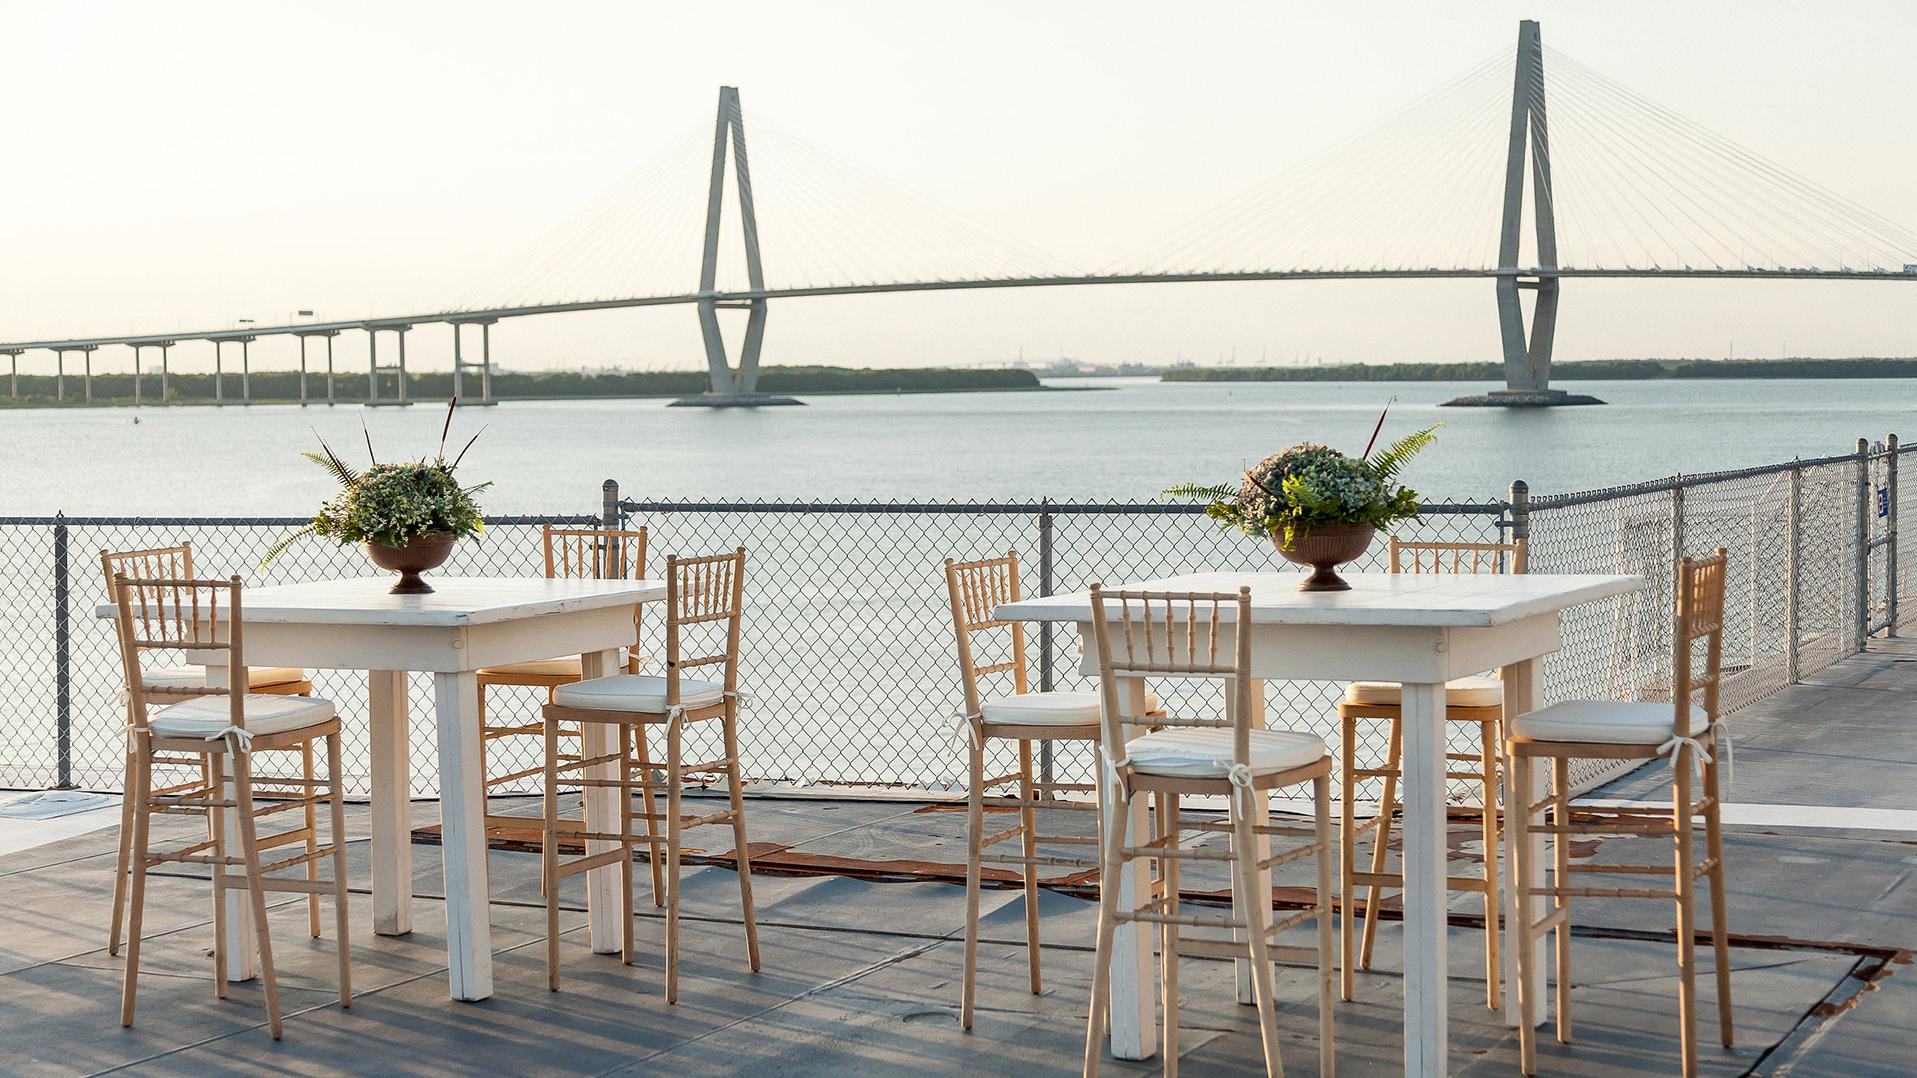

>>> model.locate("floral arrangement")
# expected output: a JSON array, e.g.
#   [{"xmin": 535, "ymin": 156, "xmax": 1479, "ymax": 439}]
[
  {"xmin": 1166, "ymin": 408, "xmax": 1437, "ymax": 551},
  {"xmin": 265, "ymin": 400, "xmax": 489, "ymax": 564}
]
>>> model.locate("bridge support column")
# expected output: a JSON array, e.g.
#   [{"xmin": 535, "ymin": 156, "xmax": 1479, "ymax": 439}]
[
  {"xmin": 213, "ymin": 340, "xmax": 225, "ymax": 406},
  {"xmin": 2, "ymin": 350, "xmax": 20, "ymax": 399},
  {"xmin": 674, "ymin": 86, "xmax": 800, "ymax": 409},
  {"xmin": 293, "ymin": 329, "xmax": 341, "ymax": 406},
  {"xmin": 238, "ymin": 336, "xmax": 255, "ymax": 405},
  {"xmin": 132, "ymin": 345, "xmax": 142, "ymax": 405},
  {"xmin": 365, "ymin": 326, "xmax": 413, "ymax": 406},
  {"xmin": 1448, "ymin": 19, "xmax": 1598, "ymax": 408},
  {"xmin": 451, "ymin": 319, "xmax": 497, "ymax": 405},
  {"xmin": 81, "ymin": 346, "xmax": 95, "ymax": 403}
]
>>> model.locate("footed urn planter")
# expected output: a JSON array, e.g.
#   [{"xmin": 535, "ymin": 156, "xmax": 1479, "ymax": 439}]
[
  {"xmin": 1276, "ymin": 522, "xmax": 1376, "ymax": 592},
  {"xmin": 366, "ymin": 533, "xmax": 455, "ymax": 594}
]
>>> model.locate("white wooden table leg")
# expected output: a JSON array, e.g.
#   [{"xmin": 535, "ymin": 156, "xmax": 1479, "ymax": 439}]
[
  {"xmin": 1107, "ymin": 675, "xmax": 1158, "ymax": 1061},
  {"xmin": 368, "ymin": 669, "xmax": 413, "ymax": 936},
  {"xmin": 1233, "ymin": 678, "xmax": 1270, "ymax": 1005},
  {"xmin": 434, "ymin": 670, "xmax": 494, "ymax": 1001},
  {"xmin": 1500, "ymin": 657, "xmax": 1546, "ymax": 1029},
  {"xmin": 1399, "ymin": 680, "xmax": 1450, "ymax": 1076},
  {"xmin": 203, "ymin": 656, "xmax": 258, "ymax": 981},
  {"xmin": 580, "ymin": 648, "xmax": 623, "ymax": 954}
]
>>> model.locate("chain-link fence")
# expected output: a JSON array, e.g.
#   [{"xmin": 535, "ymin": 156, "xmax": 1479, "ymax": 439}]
[
  {"xmin": 612, "ymin": 499, "xmax": 1505, "ymax": 804},
  {"xmin": 1, "ymin": 435, "xmax": 1907, "ymax": 802},
  {"xmin": 1521, "ymin": 441, "xmax": 1897, "ymax": 792},
  {"xmin": 2, "ymin": 513, "xmax": 597, "ymax": 796}
]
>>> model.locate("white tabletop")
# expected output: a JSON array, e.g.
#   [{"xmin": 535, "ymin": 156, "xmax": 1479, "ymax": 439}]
[
  {"xmin": 94, "ymin": 575, "xmax": 665, "ymax": 627},
  {"xmin": 996, "ymin": 571, "xmax": 1643, "ymax": 628}
]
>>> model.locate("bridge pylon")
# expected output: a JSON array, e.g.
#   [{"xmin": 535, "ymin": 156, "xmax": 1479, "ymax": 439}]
[
  {"xmin": 1448, "ymin": 19, "xmax": 1601, "ymax": 407},
  {"xmin": 672, "ymin": 86, "xmax": 801, "ymax": 409}
]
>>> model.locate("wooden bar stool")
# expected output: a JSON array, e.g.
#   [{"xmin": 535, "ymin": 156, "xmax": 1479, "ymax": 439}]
[
  {"xmin": 474, "ymin": 526, "xmax": 660, "ymax": 899},
  {"xmin": 943, "ymin": 552, "xmax": 1106, "ymax": 1029},
  {"xmin": 1338, "ymin": 536, "xmax": 1525, "ymax": 1008},
  {"xmin": 111, "ymin": 572, "xmax": 352, "ymax": 1040},
  {"xmin": 1083, "ymin": 585, "xmax": 1336, "ymax": 1078},
  {"xmin": 1508, "ymin": 549, "xmax": 1734, "ymax": 1077},
  {"xmin": 101, "ymin": 543, "xmax": 316, "ymax": 960},
  {"xmin": 540, "ymin": 548, "xmax": 758, "ymax": 1001}
]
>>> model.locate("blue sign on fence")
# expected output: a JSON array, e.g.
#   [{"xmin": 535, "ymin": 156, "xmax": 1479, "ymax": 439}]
[{"xmin": 1879, "ymin": 487, "xmax": 1891, "ymax": 519}]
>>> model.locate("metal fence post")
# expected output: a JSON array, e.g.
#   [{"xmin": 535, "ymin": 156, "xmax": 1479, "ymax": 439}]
[
  {"xmin": 600, "ymin": 479, "xmax": 623, "ymax": 573},
  {"xmin": 1671, "ymin": 483, "xmax": 1687, "ymax": 589},
  {"xmin": 1037, "ymin": 497, "xmax": 1055, "ymax": 787},
  {"xmin": 1507, "ymin": 480, "xmax": 1530, "ymax": 547},
  {"xmin": 601, "ymin": 479, "xmax": 620, "ymax": 530},
  {"xmin": 1887, "ymin": 434, "xmax": 1900, "ymax": 637},
  {"xmin": 53, "ymin": 513, "xmax": 72, "ymax": 789},
  {"xmin": 1785, "ymin": 463, "xmax": 1802, "ymax": 683},
  {"xmin": 1856, "ymin": 437, "xmax": 1871, "ymax": 648}
]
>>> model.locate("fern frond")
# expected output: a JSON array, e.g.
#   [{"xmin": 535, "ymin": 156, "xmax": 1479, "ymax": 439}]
[
  {"xmin": 303, "ymin": 440, "xmax": 359, "ymax": 489},
  {"xmin": 260, "ymin": 525, "xmax": 316, "ymax": 569},
  {"xmin": 1367, "ymin": 424, "xmax": 1439, "ymax": 483},
  {"xmin": 1162, "ymin": 482, "xmax": 1237, "ymax": 502}
]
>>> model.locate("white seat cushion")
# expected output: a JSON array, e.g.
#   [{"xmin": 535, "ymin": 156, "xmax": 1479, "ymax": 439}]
[
  {"xmin": 1344, "ymin": 675, "xmax": 1503, "ymax": 709},
  {"xmin": 143, "ymin": 665, "xmax": 308, "ymax": 692},
  {"xmin": 479, "ymin": 657, "xmax": 585, "ymax": 679},
  {"xmin": 149, "ymin": 693, "xmax": 336, "ymax": 741},
  {"xmin": 980, "ymin": 691, "xmax": 1101, "ymax": 726},
  {"xmin": 1126, "ymin": 728, "xmax": 1327, "ymax": 779},
  {"xmin": 551, "ymin": 674, "xmax": 724, "ymax": 713},
  {"xmin": 1511, "ymin": 699, "xmax": 1706, "ymax": 745}
]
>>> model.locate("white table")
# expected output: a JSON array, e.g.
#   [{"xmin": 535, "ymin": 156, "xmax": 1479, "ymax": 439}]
[
  {"xmin": 99, "ymin": 575, "xmax": 663, "ymax": 1001},
  {"xmin": 997, "ymin": 570, "xmax": 1643, "ymax": 1076}
]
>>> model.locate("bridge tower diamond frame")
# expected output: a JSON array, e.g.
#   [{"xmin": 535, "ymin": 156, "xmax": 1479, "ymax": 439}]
[
  {"xmin": 1482, "ymin": 19, "xmax": 1579, "ymax": 405},
  {"xmin": 674, "ymin": 86, "xmax": 801, "ymax": 408}
]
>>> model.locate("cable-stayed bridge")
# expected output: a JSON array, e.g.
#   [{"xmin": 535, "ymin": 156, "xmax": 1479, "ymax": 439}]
[{"xmin": 5, "ymin": 19, "xmax": 1914, "ymax": 407}]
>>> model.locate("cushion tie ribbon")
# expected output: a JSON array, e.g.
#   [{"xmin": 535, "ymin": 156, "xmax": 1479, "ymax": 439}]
[
  {"xmin": 1098, "ymin": 744, "xmax": 1132, "ymax": 802},
  {"xmin": 203, "ymin": 725, "xmax": 254, "ymax": 752},
  {"xmin": 950, "ymin": 709, "xmax": 983, "ymax": 753},
  {"xmin": 1656, "ymin": 730, "xmax": 1712, "ymax": 783}
]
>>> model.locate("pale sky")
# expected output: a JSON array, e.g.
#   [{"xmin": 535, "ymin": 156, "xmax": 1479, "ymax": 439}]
[{"xmin": 2, "ymin": 1, "xmax": 1913, "ymax": 376}]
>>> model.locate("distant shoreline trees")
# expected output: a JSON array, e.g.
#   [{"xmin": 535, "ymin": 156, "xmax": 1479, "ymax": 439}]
[
  {"xmin": 1162, "ymin": 357, "xmax": 1917, "ymax": 382},
  {"xmin": 0, "ymin": 365, "xmax": 1041, "ymax": 406}
]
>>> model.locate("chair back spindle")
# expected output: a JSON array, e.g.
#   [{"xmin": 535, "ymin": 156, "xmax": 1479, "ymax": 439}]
[
  {"xmin": 1087, "ymin": 585, "xmax": 1254, "ymax": 772},
  {"xmin": 663, "ymin": 549, "xmax": 747, "ymax": 707},
  {"xmin": 543, "ymin": 525, "xmax": 647, "ymax": 581},
  {"xmin": 102, "ymin": 544, "xmax": 205, "ymax": 690},
  {"xmin": 112, "ymin": 573, "xmax": 249, "ymax": 737},
  {"xmin": 942, "ymin": 552, "xmax": 1029, "ymax": 719},
  {"xmin": 1388, "ymin": 536, "xmax": 1528, "ymax": 576},
  {"xmin": 544, "ymin": 525, "xmax": 649, "ymax": 670},
  {"xmin": 1673, "ymin": 548, "xmax": 1728, "ymax": 737}
]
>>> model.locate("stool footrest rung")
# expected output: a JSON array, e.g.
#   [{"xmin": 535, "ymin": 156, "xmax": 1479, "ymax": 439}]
[
  {"xmin": 1267, "ymin": 908, "xmax": 1321, "ymax": 935},
  {"xmin": 979, "ymin": 824, "xmax": 1028, "ymax": 848},
  {"xmin": 254, "ymin": 845, "xmax": 343, "ymax": 876},
  {"xmin": 977, "ymin": 853, "xmax": 1099, "ymax": 868},
  {"xmin": 1529, "ymin": 884, "xmax": 1678, "ymax": 899},
  {"xmin": 1255, "ymin": 842, "xmax": 1327, "ymax": 871},
  {"xmin": 552, "ymin": 848, "xmax": 630, "ymax": 878},
  {"xmin": 1348, "ymin": 868, "xmax": 1493, "ymax": 892},
  {"xmin": 1124, "ymin": 909, "xmax": 1246, "ymax": 930}
]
